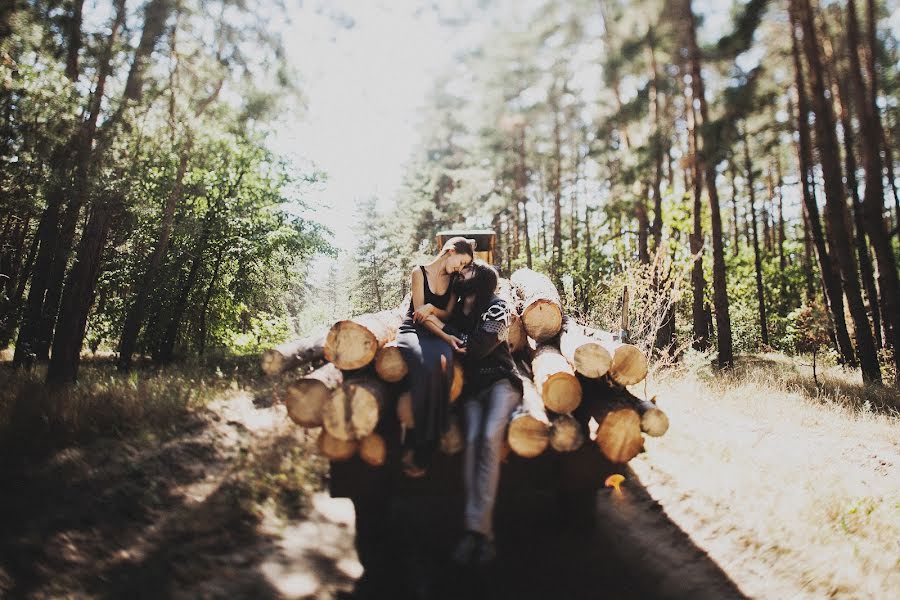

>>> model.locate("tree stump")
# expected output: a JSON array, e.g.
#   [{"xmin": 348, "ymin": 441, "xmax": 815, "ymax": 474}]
[
  {"xmin": 510, "ymin": 268, "xmax": 563, "ymax": 342},
  {"xmin": 580, "ymin": 324, "xmax": 648, "ymax": 385},
  {"xmin": 498, "ymin": 278, "xmax": 528, "ymax": 353},
  {"xmin": 284, "ymin": 363, "xmax": 342, "ymax": 427},
  {"xmin": 632, "ymin": 396, "xmax": 669, "ymax": 437}
]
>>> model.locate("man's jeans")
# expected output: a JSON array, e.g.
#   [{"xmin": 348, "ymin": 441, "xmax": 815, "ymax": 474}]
[{"xmin": 462, "ymin": 378, "xmax": 521, "ymax": 539}]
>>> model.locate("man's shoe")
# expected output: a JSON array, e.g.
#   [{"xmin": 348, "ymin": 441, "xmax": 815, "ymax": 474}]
[
  {"xmin": 472, "ymin": 536, "xmax": 496, "ymax": 566},
  {"xmin": 450, "ymin": 531, "xmax": 481, "ymax": 566}
]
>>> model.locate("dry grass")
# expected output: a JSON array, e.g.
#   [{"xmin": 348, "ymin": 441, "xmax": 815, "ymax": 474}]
[
  {"xmin": 0, "ymin": 355, "xmax": 267, "ymax": 446},
  {"xmin": 631, "ymin": 353, "xmax": 900, "ymax": 599}
]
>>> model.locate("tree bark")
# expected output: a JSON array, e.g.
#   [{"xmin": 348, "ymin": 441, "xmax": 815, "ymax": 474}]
[
  {"xmin": 284, "ymin": 363, "xmax": 343, "ymax": 427},
  {"xmin": 261, "ymin": 332, "xmax": 327, "ymax": 376},
  {"xmin": 510, "ymin": 268, "xmax": 563, "ymax": 342},
  {"xmin": 743, "ymin": 132, "xmax": 769, "ymax": 346},
  {"xmin": 788, "ymin": 20, "xmax": 856, "ymax": 366},
  {"xmin": 831, "ymin": 57, "xmax": 882, "ymax": 349},
  {"xmin": 685, "ymin": 0, "xmax": 732, "ymax": 367},
  {"xmin": 794, "ymin": 0, "xmax": 880, "ymax": 382},
  {"xmin": 846, "ymin": 0, "xmax": 900, "ymax": 384},
  {"xmin": 687, "ymin": 80, "xmax": 708, "ymax": 351},
  {"xmin": 64, "ymin": 0, "xmax": 85, "ymax": 81}
]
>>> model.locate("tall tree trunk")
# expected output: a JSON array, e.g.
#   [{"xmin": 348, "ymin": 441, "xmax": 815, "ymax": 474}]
[
  {"xmin": 795, "ymin": 0, "xmax": 880, "ymax": 383},
  {"xmin": 744, "ymin": 133, "xmax": 769, "ymax": 346},
  {"xmin": 648, "ymin": 27, "xmax": 664, "ymax": 253},
  {"xmin": 729, "ymin": 159, "xmax": 740, "ymax": 256},
  {"xmin": 788, "ymin": 24, "xmax": 857, "ymax": 367},
  {"xmin": 47, "ymin": 0, "xmax": 175, "ymax": 384},
  {"xmin": 197, "ymin": 248, "xmax": 225, "ymax": 356},
  {"xmin": 64, "ymin": 0, "xmax": 85, "ymax": 81},
  {"xmin": 775, "ymin": 155, "xmax": 786, "ymax": 271},
  {"xmin": 516, "ymin": 128, "xmax": 532, "ymax": 269},
  {"xmin": 636, "ymin": 183, "xmax": 650, "ymax": 264},
  {"xmin": 551, "ymin": 90, "xmax": 563, "ymax": 276},
  {"xmin": 686, "ymin": 0, "xmax": 731, "ymax": 366},
  {"xmin": 118, "ymin": 139, "xmax": 190, "ymax": 370},
  {"xmin": 832, "ymin": 62, "xmax": 882, "ymax": 349},
  {"xmin": 846, "ymin": 0, "xmax": 900, "ymax": 384},
  {"xmin": 687, "ymin": 85, "xmax": 708, "ymax": 351}
]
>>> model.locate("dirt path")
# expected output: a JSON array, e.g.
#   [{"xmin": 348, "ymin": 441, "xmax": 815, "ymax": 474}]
[{"xmin": 5, "ymin": 371, "xmax": 884, "ymax": 599}]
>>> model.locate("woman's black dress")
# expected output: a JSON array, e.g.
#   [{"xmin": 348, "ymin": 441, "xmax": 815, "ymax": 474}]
[{"xmin": 396, "ymin": 266, "xmax": 456, "ymax": 466}]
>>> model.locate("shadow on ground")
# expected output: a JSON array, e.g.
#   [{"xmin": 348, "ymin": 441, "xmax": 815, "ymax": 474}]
[{"xmin": 1, "ymin": 402, "xmax": 746, "ymax": 600}]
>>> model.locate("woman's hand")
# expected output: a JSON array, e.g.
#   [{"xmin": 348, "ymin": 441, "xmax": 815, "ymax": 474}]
[
  {"xmin": 446, "ymin": 335, "xmax": 467, "ymax": 354},
  {"xmin": 413, "ymin": 303, "xmax": 436, "ymax": 323}
]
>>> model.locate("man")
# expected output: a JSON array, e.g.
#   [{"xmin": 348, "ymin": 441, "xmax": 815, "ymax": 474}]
[{"xmin": 425, "ymin": 259, "xmax": 523, "ymax": 566}]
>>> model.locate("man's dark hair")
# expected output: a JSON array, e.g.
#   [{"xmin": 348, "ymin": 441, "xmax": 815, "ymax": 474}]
[{"xmin": 454, "ymin": 259, "xmax": 498, "ymax": 312}]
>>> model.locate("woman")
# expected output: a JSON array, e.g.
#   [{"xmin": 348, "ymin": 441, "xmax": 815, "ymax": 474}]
[
  {"xmin": 396, "ymin": 236, "xmax": 474, "ymax": 476},
  {"xmin": 423, "ymin": 260, "xmax": 522, "ymax": 566}
]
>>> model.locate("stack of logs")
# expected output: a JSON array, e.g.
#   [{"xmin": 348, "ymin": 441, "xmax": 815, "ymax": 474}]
[{"xmin": 261, "ymin": 268, "xmax": 668, "ymax": 470}]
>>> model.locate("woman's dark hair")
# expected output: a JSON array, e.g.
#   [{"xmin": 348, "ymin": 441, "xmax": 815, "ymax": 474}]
[
  {"xmin": 440, "ymin": 236, "xmax": 476, "ymax": 259},
  {"xmin": 454, "ymin": 259, "xmax": 498, "ymax": 312}
]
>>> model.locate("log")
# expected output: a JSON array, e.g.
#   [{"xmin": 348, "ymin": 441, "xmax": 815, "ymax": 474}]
[
  {"xmin": 549, "ymin": 413, "xmax": 585, "ymax": 452},
  {"xmin": 440, "ymin": 412, "xmax": 465, "ymax": 455},
  {"xmin": 594, "ymin": 407, "xmax": 643, "ymax": 464},
  {"xmin": 507, "ymin": 372, "xmax": 550, "ymax": 458},
  {"xmin": 374, "ymin": 341, "xmax": 408, "ymax": 382},
  {"xmin": 317, "ymin": 429, "xmax": 358, "ymax": 461},
  {"xmin": 358, "ymin": 433, "xmax": 387, "ymax": 466},
  {"xmin": 510, "ymin": 268, "xmax": 563, "ymax": 342},
  {"xmin": 284, "ymin": 363, "xmax": 342, "ymax": 427},
  {"xmin": 497, "ymin": 278, "xmax": 528, "ymax": 354},
  {"xmin": 450, "ymin": 361, "xmax": 464, "ymax": 403},
  {"xmin": 559, "ymin": 317, "xmax": 612, "ymax": 379},
  {"xmin": 579, "ymin": 378, "xmax": 648, "ymax": 462},
  {"xmin": 321, "ymin": 376, "xmax": 388, "ymax": 440},
  {"xmin": 260, "ymin": 332, "xmax": 326, "ymax": 375},
  {"xmin": 396, "ymin": 390, "xmax": 414, "ymax": 428},
  {"xmin": 633, "ymin": 396, "xmax": 669, "ymax": 437},
  {"xmin": 324, "ymin": 309, "xmax": 402, "ymax": 370},
  {"xmin": 580, "ymin": 324, "xmax": 648, "ymax": 386},
  {"xmin": 531, "ymin": 344, "xmax": 582, "ymax": 413}
]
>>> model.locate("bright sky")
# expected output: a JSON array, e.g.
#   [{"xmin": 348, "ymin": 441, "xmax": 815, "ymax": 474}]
[{"xmin": 269, "ymin": 0, "xmax": 493, "ymax": 254}]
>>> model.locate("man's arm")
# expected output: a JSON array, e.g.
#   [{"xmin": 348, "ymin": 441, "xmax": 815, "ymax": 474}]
[{"xmin": 463, "ymin": 300, "xmax": 510, "ymax": 360}]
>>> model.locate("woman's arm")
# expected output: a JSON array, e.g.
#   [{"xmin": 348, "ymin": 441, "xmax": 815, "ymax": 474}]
[{"xmin": 423, "ymin": 315, "xmax": 466, "ymax": 353}]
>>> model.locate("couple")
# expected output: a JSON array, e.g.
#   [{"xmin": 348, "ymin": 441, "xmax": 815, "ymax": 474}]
[{"xmin": 396, "ymin": 236, "xmax": 523, "ymax": 567}]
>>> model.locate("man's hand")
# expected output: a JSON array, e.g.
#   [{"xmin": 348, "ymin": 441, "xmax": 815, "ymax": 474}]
[
  {"xmin": 446, "ymin": 335, "xmax": 467, "ymax": 354},
  {"xmin": 413, "ymin": 303, "xmax": 436, "ymax": 323}
]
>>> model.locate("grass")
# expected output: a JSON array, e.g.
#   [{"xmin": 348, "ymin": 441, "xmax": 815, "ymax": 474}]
[
  {"xmin": 632, "ymin": 352, "xmax": 900, "ymax": 599},
  {"xmin": 0, "ymin": 352, "xmax": 270, "ymax": 448}
]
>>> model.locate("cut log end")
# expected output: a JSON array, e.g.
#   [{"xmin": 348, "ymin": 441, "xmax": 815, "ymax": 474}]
[
  {"xmin": 640, "ymin": 406, "xmax": 669, "ymax": 437},
  {"xmin": 596, "ymin": 408, "xmax": 643, "ymax": 463},
  {"xmin": 549, "ymin": 414, "xmax": 585, "ymax": 452},
  {"xmin": 318, "ymin": 430, "xmax": 358, "ymax": 461},
  {"xmin": 522, "ymin": 300, "xmax": 563, "ymax": 342},
  {"xmin": 449, "ymin": 361, "xmax": 464, "ymax": 404},
  {"xmin": 440, "ymin": 413, "xmax": 464, "ymax": 455},
  {"xmin": 375, "ymin": 342, "xmax": 408, "ymax": 382},
  {"xmin": 543, "ymin": 373, "xmax": 582, "ymax": 414},
  {"xmin": 322, "ymin": 378, "xmax": 384, "ymax": 441},
  {"xmin": 572, "ymin": 342, "xmax": 612, "ymax": 378},
  {"xmin": 359, "ymin": 433, "xmax": 387, "ymax": 466},
  {"xmin": 507, "ymin": 413, "xmax": 550, "ymax": 458},
  {"xmin": 609, "ymin": 344, "xmax": 649, "ymax": 386},
  {"xmin": 324, "ymin": 321, "xmax": 378, "ymax": 371},
  {"xmin": 285, "ymin": 381, "xmax": 326, "ymax": 427}
]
